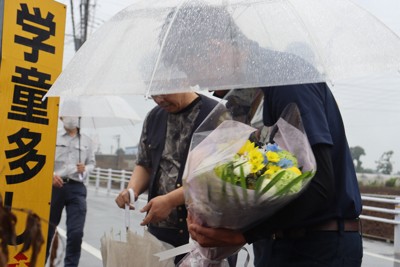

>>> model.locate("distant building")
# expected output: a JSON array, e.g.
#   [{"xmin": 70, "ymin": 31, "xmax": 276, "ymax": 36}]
[
  {"xmin": 125, "ymin": 145, "xmax": 138, "ymax": 155},
  {"xmin": 95, "ymin": 154, "xmax": 137, "ymax": 170}
]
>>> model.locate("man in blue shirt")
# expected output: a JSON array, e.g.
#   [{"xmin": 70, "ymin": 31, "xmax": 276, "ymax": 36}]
[
  {"xmin": 189, "ymin": 83, "xmax": 363, "ymax": 266},
  {"xmin": 160, "ymin": 3, "xmax": 363, "ymax": 266}
]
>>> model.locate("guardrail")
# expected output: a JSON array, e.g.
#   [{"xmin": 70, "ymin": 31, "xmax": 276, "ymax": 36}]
[
  {"xmin": 360, "ymin": 195, "xmax": 400, "ymax": 254},
  {"xmin": 88, "ymin": 167, "xmax": 400, "ymax": 254},
  {"xmin": 90, "ymin": 168, "xmax": 132, "ymax": 192}
]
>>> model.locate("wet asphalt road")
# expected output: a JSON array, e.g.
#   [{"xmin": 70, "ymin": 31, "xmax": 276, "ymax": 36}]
[{"xmin": 48, "ymin": 187, "xmax": 399, "ymax": 267}]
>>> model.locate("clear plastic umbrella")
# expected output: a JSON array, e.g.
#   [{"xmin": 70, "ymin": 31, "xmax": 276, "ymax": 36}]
[
  {"xmin": 58, "ymin": 95, "xmax": 142, "ymax": 128},
  {"xmin": 58, "ymin": 95, "xmax": 142, "ymax": 165},
  {"xmin": 100, "ymin": 193, "xmax": 175, "ymax": 267},
  {"xmin": 45, "ymin": 0, "xmax": 400, "ymax": 98}
]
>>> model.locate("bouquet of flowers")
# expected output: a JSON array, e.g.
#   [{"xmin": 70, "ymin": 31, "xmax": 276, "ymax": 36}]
[
  {"xmin": 215, "ymin": 139, "xmax": 311, "ymax": 200},
  {"xmin": 178, "ymin": 103, "xmax": 316, "ymax": 267}
]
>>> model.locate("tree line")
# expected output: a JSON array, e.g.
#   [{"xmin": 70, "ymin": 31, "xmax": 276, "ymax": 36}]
[{"xmin": 350, "ymin": 146, "xmax": 396, "ymax": 175}]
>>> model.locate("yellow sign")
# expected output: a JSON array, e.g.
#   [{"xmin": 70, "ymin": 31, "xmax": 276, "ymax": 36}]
[{"xmin": 0, "ymin": 0, "xmax": 65, "ymax": 266}]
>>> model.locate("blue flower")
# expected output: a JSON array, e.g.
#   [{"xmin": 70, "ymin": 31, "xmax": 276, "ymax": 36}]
[
  {"xmin": 277, "ymin": 158, "xmax": 294, "ymax": 168},
  {"xmin": 265, "ymin": 143, "xmax": 280, "ymax": 152},
  {"xmin": 263, "ymin": 153, "xmax": 269, "ymax": 164}
]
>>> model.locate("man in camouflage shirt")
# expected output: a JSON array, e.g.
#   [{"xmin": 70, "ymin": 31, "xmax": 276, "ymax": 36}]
[{"xmin": 116, "ymin": 92, "xmax": 218, "ymax": 264}]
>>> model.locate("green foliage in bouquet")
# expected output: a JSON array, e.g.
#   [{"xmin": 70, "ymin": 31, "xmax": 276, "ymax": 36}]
[{"xmin": 214, "ymin": 140, "xmax": 314, "ymax": 200}]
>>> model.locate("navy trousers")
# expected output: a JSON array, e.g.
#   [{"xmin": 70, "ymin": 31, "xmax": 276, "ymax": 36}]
[
  {"xmin": 254, "ymin": 231, "xmax": 363, "ymax": 267},
  {"xmin": 253, "ymin": 239, "xmax": 273, "ymax": 266},
  {"xmin": 47, "ymin": 182, "xmax": 87, "ymax": 267}
]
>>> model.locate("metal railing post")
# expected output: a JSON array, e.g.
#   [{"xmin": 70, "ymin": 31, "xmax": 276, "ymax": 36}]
[
  {"xmin": 107, "ymin": 168, "xmax": 112, "ymax": 194},
  {"xmin": 395, "ymin": 196, "xmax": 400, "ymax": 256},
  {"xmin": 120, "ymin": 169, "xmax": 126, "ymax": 191},
  {"xmin": 95, "ymin": 167, "xmax": 100, "ymax": 190}
]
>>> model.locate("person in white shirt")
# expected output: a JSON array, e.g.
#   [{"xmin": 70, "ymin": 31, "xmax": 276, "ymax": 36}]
[{"xmin": 46, "ymin": 116, "xmax": 96, "ymax": 267}]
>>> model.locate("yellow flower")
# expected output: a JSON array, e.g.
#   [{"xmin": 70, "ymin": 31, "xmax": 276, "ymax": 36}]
[
  {"xmin": 248, "ymin": 149, "xmax": 265, "ymax": 173},
  {"xmin": 238, "ymin": 140, "xmax": 255, "ymax": 155},
  {"xmin": 266, "ymin": 151, "xmax": 280, "ymax": 163},
  {"xmin": 252, "ymin": 163, "xmax": 265, "ymax": 173},
  {"xmin": 264, "ymin": 165, "xmax": 281, "ymax": 175},
  {"xmin": 287, "ymin": 166, "xmax": 302, "ymax": 175}
]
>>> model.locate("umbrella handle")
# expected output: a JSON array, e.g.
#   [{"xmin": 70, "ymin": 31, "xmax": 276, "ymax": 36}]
[{"xmin": 125, "ymin": 188, "xmax": 135, "ymax": 231}]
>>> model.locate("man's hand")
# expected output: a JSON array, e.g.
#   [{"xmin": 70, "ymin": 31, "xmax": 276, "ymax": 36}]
[
  {"xmin": 187, "ymin": 212, "xmax": 247, "ymax": 247},
  {"xmin": 140, "ymin": 195, "xmax": 175, "ymax": 226},
  {"xmin": 115, "ymin": 188, "xmax": 137, "ymax": 209},
  {"xmin": 53, "ymin": 174, "xmax": 64, "ymax": 188},
  {"xmin": 76, "ymin": 163, "xmax": 86, "ymax": 173}
]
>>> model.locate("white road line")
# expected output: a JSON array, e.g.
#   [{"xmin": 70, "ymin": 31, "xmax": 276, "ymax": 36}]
[
  {"xmin": 364, "ymin": 251, "xmax": 400, "ymax": 263},
  {"xmin": 57, "ymin": 227, "xmax": 102, "ymax": 260}
]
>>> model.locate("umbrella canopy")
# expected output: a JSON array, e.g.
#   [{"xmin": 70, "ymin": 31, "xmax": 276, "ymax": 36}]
[
  {"xmin": 59, "ymin": 95, "xmax": 142, "ymax": 128},
  {"xmin": 45, "ymin": 0, "xmax": 400, "ymax": 98}
]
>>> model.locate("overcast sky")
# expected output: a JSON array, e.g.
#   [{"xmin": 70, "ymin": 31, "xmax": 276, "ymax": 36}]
[
  {"xmin": 57, "ymin": 0, "xmax": 400, "ymax": 173},
  {"xmin": 332, "ymin": 0, "xmax": 400, "ymax": 173}
]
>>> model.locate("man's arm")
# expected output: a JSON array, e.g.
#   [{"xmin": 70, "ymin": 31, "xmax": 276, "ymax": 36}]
[
  {"xmin": 78, "ymin": 135, "xmax": 96, "ymax": 179},
  {"xmin": 243, "ymin": 143, "xmax": 335, "ymax": 242},
  {"xmin": 115, "ymin": 165, "xmax": 185, "ymax": 226}
]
